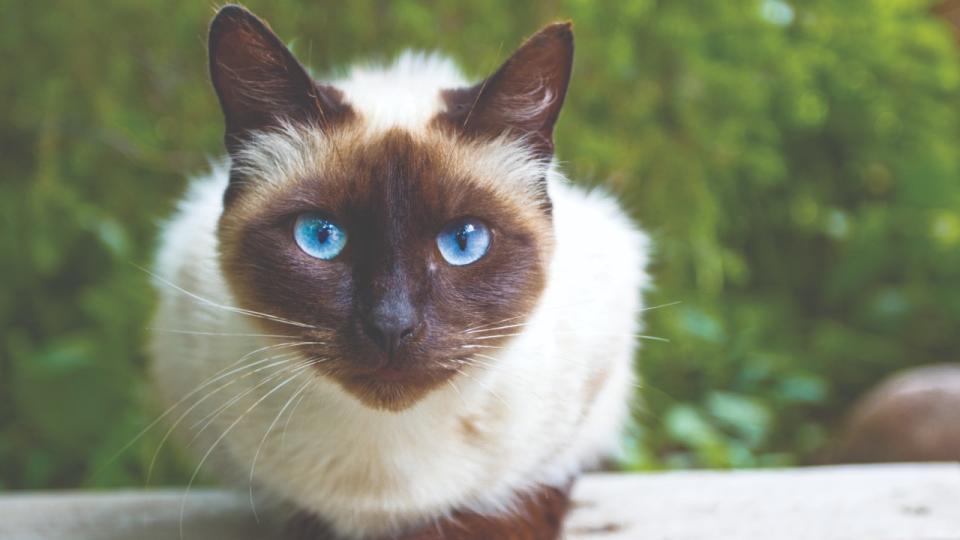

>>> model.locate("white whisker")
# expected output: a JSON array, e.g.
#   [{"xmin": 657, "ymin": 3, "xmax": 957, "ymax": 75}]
[
  {"xmin": 148, "ymin": 328, "xmax": 301, "ymax": 339},
  {"xmin": 464, "ymin": 322, "xmax": 530, "ymax": 335},
  {"xmin": 188, "ymin": 358, "xmax": 301, "ymax": 434},
  {"xmin": 453, "ymin": 367, "xmax": 509, "ymax": 408},
  {"xmin": 641, "ymin": 300, "xmax": 683, "ymax": 312},
  {"xmin": 179, "ymin": 363, "xmax": 312, "ymax": 540},
  {"xmin": 280, "ymin": 388, "xmax": 310, "ymax": 454},
  {"xmin": 462, "ymin": 300, "xmax": 680, "ymax": 336},
  {"xmin": 248, "ymin": 367, "xmax": 316, "ymax": 522},
  {"xmin": 461, "ymin": 312, "xmax": 530, "ymax": 334},
  {"xmin": 135, "ymin": 264, "xmax": 317, "ymax": 329},
  {"xmin": 445, "ymin": 377, "xmax": 467, "ymax": 408},
  {"xmin": 145, "ymin": 352, "xmax": 306, "ymax": 484},
  {"xmin": 465, "ymin": 353, "xmax": 549, "ymax": 398},
  {"xmin": 468, "ymin": 332, "xmax": 525, "ymax": 341},
  {"xmin": 103, "ymin": 342, "xmax": 317, "ymax": 482}
]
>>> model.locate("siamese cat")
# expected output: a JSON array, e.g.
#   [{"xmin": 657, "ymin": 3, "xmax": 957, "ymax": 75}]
[{"xmin": 150, "ymin": 4, "xmax": 650, "ymax": 539}]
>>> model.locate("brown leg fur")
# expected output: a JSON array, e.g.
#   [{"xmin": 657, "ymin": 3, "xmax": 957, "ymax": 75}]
[{"xmin": 286, "ymin": 481, "xmax": 574, "ymax": 540}]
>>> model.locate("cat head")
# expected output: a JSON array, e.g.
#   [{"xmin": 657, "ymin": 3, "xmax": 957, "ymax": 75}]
[{"xmin": 210, "ymin": 5, "xmax": 573, "ymax": 411}]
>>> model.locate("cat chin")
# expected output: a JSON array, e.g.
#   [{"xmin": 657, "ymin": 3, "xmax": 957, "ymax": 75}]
[{"xmin": 326, "ymin": 367, "xmax": 455, "ymax": 412}]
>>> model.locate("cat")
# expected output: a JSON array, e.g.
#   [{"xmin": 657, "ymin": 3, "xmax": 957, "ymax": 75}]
[{"xmin": 149, "ymin": 4, "xmax": 650, "ymax": 539}]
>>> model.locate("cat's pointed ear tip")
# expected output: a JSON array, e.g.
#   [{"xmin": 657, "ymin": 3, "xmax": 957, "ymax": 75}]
[
  {"xmin": 208, "ymin": 4, "xmax": 274, "ymax": 56},
  {"xmin": 213, "ymin": 4, "xmax": 247, "ymax": 21},
  {"xmin": 210, "ymin": 4, "xmax": 259, "ymax": 32},
  {"xmin": 541, "ymin": 21, "xmax": 574, "ymax": 39},
  {"xmin": 529, "ymin": 21, "xmax": 573, "ymax": 54}
]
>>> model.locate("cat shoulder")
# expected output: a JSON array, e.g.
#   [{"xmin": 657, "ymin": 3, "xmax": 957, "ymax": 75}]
[{"xmin": 152, "ymin": 163, "xmax": 228, "ymax": 285}]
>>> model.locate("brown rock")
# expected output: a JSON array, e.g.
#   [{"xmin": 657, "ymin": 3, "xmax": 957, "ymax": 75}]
[{"xmin": 834, "ymin": 364, "xmax": 960, "ymax": 463}]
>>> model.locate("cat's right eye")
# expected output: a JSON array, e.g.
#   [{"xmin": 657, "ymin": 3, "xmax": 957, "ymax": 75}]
[{"xmin": 294, "ymin": 213, "xmax": 347, "ymax": 260}]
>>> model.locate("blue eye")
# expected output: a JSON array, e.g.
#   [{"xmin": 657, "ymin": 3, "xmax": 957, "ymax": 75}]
[
  {"xmin": 437, "ymin": 219, "xmax": 491, "ymax": 266},
  {"xmin": 294, "ymin": 214, "xmax": 347, "ymax": 260}
]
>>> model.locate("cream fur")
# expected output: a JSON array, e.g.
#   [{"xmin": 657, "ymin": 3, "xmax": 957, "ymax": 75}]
[{"xmin": 149, "ymin": 54, "xmax": 650, "ymax": 538}]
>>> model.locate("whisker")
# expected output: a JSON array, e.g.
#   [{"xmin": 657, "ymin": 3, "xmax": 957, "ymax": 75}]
[
  {"xmin": 135, "ymin": 263, "xmax": 317, "ymax": 329},
  {"xmin": 248, "ymin": 369, "xmax": 319, "ymax": 521},
  {"xmin": 190, "ymin": 354, "xmax": 332, "ymax": 444},
  {"xmin": 230, "ymin": 341, "xmax": 324, "ymax": 367},
  {"xmin": 641, "ymin": 300, "xmax": 683, "ymax": 312},
  {"xmin": 280, "ymin": 387, "xmax": 310, "ymax": 455},
  {"xmin": 452, "ymin": 367, "xmax": 509, "ymax": 408},
  {"xmin": 461, "ymin": 299, "xmax": 602, "ymax": 334},
  {"xmin": 462, "ymin": 299, "xmax": 681, "ymax": 335},
  {"xmin": 467, "ymin": 332, "xmax": 526, "ymax": 341},
  {"xmin": 461, "ymin": 312, "xmax": 531, "ymax": 334},
  {"xmin": 445, "ymin": 378, "xmax": 467, "ymax": 408},
  {"xmin": 463, "ymin": 321, "xmax": 530, "ymax": 335},
  {"xmin": 465, "ymin": 353, "xmax": 549, "ymax": 396},
  {"xmin": 147, "ymin": 328, "xmax": 301, "ymax": 339},
  {"xmin": 548, "ymin": 331, "xmax": 670, "ymax": 343},
  {"xmin": 634, "ymin": 334, "xmax": 670, "ymax": 343},
  {"xmin": 101, "ymin": 343, "xmax": 317, "ymax": 480},
  {"xmin": 179, "ymin": 363, "xmax": 312, "ymax": 540},
  {"xmin": 145, "ymin": 352, "xmax": 305, "ymax": 485},
  {"xmin": 188, "ymin": 358, "xmax": 301, "ymax": 434},
  {"xmin": 467, "ymin": 327, "xmax": 670, "ymax": 344}
]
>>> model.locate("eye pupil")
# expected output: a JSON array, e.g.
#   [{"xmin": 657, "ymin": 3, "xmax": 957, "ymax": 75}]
[
  {"xmin": 456, "ymin": 230, "xmax": 469, "ymax": 251},
  {"xmin": 317, "ymin": 228, "xmax": 330, "ymax": 244}
]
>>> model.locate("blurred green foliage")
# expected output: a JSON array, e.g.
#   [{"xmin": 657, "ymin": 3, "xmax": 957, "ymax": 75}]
[{"xmin": 2, "ymin": 0, "xmax": 960, "ymax": 488}]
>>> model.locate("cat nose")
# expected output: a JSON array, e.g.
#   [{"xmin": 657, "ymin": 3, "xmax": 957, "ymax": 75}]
[{"xmin": 364, "ymin": 299, "xmax": 418, "ymax": 358}]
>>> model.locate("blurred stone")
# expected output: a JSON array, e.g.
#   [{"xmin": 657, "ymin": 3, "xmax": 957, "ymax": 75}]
[
  {"xmin": 835, "ymin": 364, "xmax": 960, "ymax": 463},
  {"xmin": 935, "ymin": 0, "xmax": 960, "ymax": 45}
]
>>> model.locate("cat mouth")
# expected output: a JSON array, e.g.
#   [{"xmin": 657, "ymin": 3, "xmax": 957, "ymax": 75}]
[
  {"xmin": 324, "ymin": 362, "xmax": 458, "ymax": 411},
  {"xmin": 296, "ymin": 343, "xmax": 463, "ymax": 410},
  {"xmin": 347, "ymin": 361, "xmax": 458, "ymax": 386},
  {"xmin": 360, "ymin": 366, "xmax": 411, "ymax": 382}
]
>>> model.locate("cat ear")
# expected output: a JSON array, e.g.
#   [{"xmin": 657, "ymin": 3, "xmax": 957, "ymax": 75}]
[
  {"xmin": 437, "ymin": 22, "xmax": 574, "ymax": 158},
  {"xmin": 208, "ymin": 5, "xmax": 350, "ymax": 154}
]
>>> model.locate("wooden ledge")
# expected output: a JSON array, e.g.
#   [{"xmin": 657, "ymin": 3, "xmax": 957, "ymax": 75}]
[{"xmin": 1, "ymin": 464, "xmax": 958, "ymax": 539}]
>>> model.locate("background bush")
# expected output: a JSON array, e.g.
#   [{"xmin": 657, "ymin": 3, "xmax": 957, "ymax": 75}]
[{"xmin": 2, "ymin": 0, "xmax": 959, "ymax": 488}]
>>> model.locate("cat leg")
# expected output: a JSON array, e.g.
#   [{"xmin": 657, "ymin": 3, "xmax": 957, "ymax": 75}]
[
  {"xmin": 285, "ymin": 481, "xmax": 573, "ymax": 540},
  {"xmin": 398, "ymin": 481, "xmax": 574, "ymax": 540},
  {"xmin": 284, "ymin": 510, "xmax": 341, "ymax": 540}
]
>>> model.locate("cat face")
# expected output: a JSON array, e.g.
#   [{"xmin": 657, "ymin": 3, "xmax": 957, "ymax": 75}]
[{"xmin": 209, "ymin": 6, "xmax": 572, "ymax": 411}]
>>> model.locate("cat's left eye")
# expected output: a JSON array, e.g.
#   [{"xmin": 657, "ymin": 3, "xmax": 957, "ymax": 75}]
[
  {"xmin": 294, "ymin": 213, "xmax": 347, "ymax": 260},
  {"xmin": 437, "ymin": 218, "xmax": 491, "ymax": 266}
]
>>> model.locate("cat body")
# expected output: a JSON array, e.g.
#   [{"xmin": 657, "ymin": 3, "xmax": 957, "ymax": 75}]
[{"xmin": 150, "ymin": 6, "xmax": 649, "ymax": 539}]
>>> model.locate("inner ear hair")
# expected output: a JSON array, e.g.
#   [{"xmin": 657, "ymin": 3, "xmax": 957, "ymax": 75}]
[
  {"xmin": 436, "ymin": 22, "xmax": 574, "ymax": 158},
  {"xmin": 208, "ymin": 4, "xmax": 352, "ymax": 154}
]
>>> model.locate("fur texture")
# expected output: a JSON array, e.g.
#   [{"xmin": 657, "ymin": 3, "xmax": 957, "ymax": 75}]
[{"xmin": 150, "ymin": 7, "xmax": 650, "ymax": 539}]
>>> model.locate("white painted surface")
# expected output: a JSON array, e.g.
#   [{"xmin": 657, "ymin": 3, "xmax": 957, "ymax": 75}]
[
  {"xmin": 566, "ymin": 464, "xmax": 960, "ymax": 540},
  {"xmin": 1, "ymin": 465, "xmax": 958, "ymax": 540}
]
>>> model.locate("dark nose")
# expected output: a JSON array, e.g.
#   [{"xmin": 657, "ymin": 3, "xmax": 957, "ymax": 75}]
[{"xmin": 364, "ymin": 296, "xmax": 418, "ymax": 359}]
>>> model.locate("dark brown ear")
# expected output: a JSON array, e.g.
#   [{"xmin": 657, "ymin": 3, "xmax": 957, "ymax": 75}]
[
  {"xmin": 208, "ymin": 5, "xmax": 351, "ymax": 154},
  {"xmin": 436, "ymin": 22, "xmax": 574, "ymax": 158}
]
